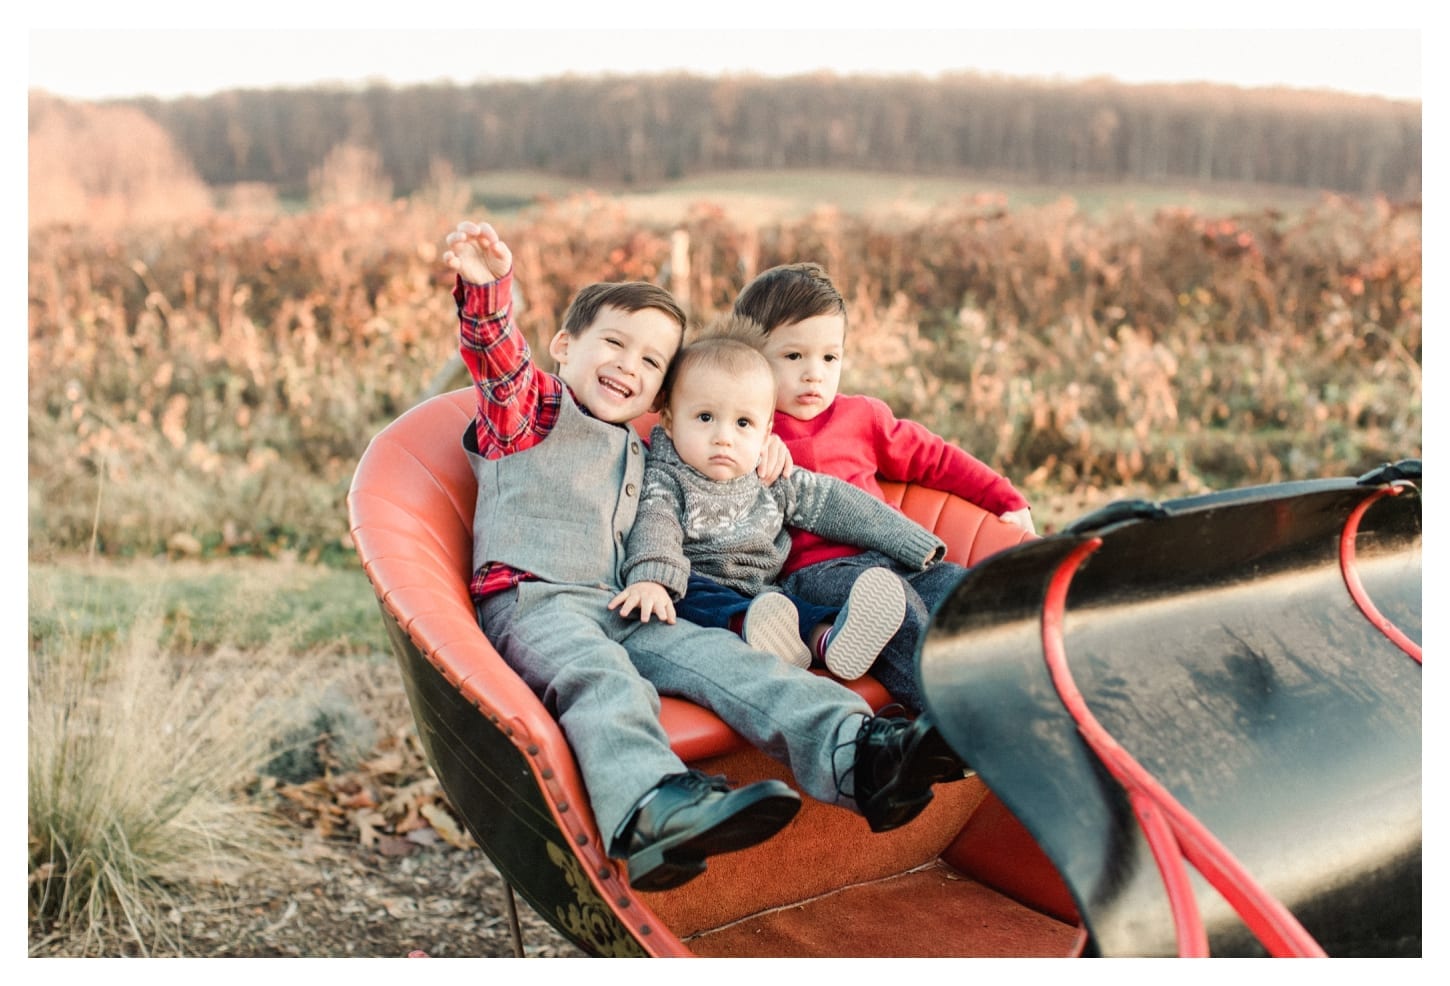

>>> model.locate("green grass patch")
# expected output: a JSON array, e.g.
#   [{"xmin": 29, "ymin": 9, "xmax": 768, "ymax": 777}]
[{"xmin": 29, "ymin": 557, "xmax": 387, "ymax": 656}]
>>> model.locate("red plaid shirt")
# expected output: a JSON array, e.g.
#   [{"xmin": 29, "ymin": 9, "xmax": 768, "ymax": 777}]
[{"xmin": 455, "ymin": 271, "xmax": 564, "ymax": 601}]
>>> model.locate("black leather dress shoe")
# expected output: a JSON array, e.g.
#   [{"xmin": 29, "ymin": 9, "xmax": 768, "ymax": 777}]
[
  {"xmin": 614, "ymin": 770, "xmax": 801, "ymax": 891},
  {"xmin": 849, "ymin": 714, "xmax": 968, "ymax": 833}
]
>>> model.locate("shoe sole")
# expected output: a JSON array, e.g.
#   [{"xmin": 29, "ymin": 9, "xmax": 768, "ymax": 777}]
[
  {"xmin": 742, "ymin": 593, "xmax": 811, "ymax": 669},
  {"xmin": 824, "ymin": 568, "xmax": 906, "ymax": 680},
  {"xmin": 627, "ymin": 783, "xmax": 802, "ymax": 891},
  {"xmin": 862, "ymin": 721, "xmax": 965, "ymax": 833}
]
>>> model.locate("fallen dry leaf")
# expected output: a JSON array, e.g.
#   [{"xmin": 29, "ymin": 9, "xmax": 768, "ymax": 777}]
[
  {"xmin": 419, "ymin": 802, "xmax": 476, "ymax": 850},
  {"xmin": 352, "ymin": 809, "xmax": 388, "ymax": 848}
]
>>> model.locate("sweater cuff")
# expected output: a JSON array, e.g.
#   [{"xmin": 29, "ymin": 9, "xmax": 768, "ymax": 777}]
[
  {"xmin": 896, "ymin": 529, "xmax": 948, "ymax": 570},
  {"xmin": 627, "ymin": 561, "xmax": 689, "ymax": 599}
]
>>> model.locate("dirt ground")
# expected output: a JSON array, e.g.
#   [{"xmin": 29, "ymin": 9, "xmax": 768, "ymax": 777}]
[
  {"xmin": 139, "ymin": 838, "xmax": 587, "ymax": 959},
  {"xmin": 28, "ymin": 837, "xmax": 588, "ymax": 959}
]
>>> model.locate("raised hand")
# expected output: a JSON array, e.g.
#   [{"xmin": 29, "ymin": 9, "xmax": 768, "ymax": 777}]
[{"xmin": 442, "ymin": 219, "xmax": 513, "ymax": 284}]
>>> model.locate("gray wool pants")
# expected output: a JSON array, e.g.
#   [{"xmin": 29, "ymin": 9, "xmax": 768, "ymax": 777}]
[{"xmin": 477, "ymin": 580, "xmax": 873, "ymax": 845}]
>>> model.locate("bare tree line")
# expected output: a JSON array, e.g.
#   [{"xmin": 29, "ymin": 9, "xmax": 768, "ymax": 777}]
[{"xmin": 108, "ymin": 73, "xmax": 1419, "ymax": 200}]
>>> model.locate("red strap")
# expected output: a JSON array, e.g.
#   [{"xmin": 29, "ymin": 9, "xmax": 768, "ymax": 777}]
[
  {"xmin": 1041, "ymin": 538, "xmax": 1327, "ymax": 958},
  {"xmin": 1340, "ymin": 485, "xmax": 1422, "ymax": 663}
]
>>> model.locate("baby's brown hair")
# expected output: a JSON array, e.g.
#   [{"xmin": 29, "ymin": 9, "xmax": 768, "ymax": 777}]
[{"xmin": 658, "ymin": 313, "xmax": 772, "ymax": 410}]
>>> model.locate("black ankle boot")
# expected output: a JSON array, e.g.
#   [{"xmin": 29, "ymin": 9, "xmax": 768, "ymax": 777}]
[
  {"xmin": 849, "ymin": 715, "xmax": 968, "ymax": 833},
  {"xmin": 612, "ymin": 770, "xmax": 801, "ymax": 891}
]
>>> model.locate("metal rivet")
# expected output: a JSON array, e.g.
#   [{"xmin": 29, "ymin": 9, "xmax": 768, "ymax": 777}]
[{"xmin": 575, "ymin": 833, "xmax": 588, "ymax": 846}]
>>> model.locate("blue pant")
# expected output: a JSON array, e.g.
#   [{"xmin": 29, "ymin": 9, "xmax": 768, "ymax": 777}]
[
  {"xmin": 779, "ymin": 551, "xmax": 970, "ymax": 712},
  {"xmin": 675, "ymin": 574, "xmax": 839, "ymax": 642},
  {"xmin": 477, "ymin": 580, "xmax": 875, "ymax": 845}
]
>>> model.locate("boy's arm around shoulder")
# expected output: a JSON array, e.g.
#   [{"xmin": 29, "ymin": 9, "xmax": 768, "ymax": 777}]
[
  {"xmin": 862, "ymin": 395, "xmax": 1030, "ymax": 516},
  {"xmin": 779, "ymin": 469, "xmax": 946, "ymax": 571}
]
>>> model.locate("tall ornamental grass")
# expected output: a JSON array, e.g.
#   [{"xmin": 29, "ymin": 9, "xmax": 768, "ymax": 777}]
[{"xmin": 27, "ymin": 571, "xmax": 340, "ymax": 956}]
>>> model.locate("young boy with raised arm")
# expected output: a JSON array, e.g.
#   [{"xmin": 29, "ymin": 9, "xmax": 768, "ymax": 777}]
[
  {"xmin": 611, "ymin": 313, "xmax": 946, "ymax": 680},
  {"xmin": 443, "ymin": 221, "xmax": 969, "ymax": 892},
  {"xmin": 732, "ymin": 262, "xmax": 1035, "ymax": 713}
]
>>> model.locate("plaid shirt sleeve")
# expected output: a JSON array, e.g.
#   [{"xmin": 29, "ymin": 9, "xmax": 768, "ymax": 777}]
[
  {"xmin": 454, "ymin": 270, "xmax": 562, "ymax": 458},
  {"xmin": 454, "ymin": 271, "xmax": 562, "ymax": 602}
]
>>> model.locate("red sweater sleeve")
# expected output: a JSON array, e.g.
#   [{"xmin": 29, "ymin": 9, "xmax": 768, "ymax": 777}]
[{"xmin": 864, "ymin": 397, "xmax": 1029, "ymax": 514}]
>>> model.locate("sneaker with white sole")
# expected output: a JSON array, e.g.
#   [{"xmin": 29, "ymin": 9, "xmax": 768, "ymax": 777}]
[
  {"xmin": 742, "ymin": 593, "xmax": 811, "ymax": 668},
  {"xmin": 821, "ymin": 568, "xmax": 907, "ymax": 680}
]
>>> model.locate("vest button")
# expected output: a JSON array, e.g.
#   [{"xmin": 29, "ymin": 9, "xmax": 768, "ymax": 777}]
[
  {"xmin": 630, "ymin": 442, "xmax": 641, "ymax": 455},
  {"xmin": 625, "ymin": 483, "xmax": 637, "ymax": 497}
]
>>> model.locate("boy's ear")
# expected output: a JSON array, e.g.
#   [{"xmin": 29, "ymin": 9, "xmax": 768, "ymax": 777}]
[
  {"xmin": 546, "ymin": 329, "xmax": 571, "ymax": 365},
  {"xmin": 658, "ymin": 406, "xmax": 673, "ymax": 435}
]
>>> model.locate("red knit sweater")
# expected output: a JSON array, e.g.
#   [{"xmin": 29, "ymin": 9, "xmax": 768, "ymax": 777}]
[{"xmin": 772, "ymin": 394, "xmax": 1028, "ymax": 574}]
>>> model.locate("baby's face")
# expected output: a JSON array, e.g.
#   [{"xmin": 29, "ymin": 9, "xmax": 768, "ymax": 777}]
[
  {"xmin": 663, "ymin": 363, "xmax": 776, "ymax": 482},
  {"xmin": 759, "ymin": 313, "xmax": 846, "ymax": 422}
]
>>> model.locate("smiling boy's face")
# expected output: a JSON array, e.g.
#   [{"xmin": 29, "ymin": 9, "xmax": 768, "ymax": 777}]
[
  {"xmin": 548, "ymin": 306, "xmax": 682, "ymax": 424},
  {"xmin": 759, "ymin": 313, "xmax": 846, "ymax": 422}
]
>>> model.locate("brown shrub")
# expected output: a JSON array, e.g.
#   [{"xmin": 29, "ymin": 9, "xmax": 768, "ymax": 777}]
[{"xmin": 27, "ymin": 190, "xmax": 1421, "ymax": 555}]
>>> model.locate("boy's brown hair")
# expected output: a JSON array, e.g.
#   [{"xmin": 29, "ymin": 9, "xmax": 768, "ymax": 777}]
[
  {"xmin": 659, "ymin": 313, "xmax": 772, "ymax": 410},
  {"xmin": 732, "ymin": 262, "xmax": 846, "ymax": 334},
  {"xmin": 561, "ymin": 282, "xmax": 688, "ymax": 337}
]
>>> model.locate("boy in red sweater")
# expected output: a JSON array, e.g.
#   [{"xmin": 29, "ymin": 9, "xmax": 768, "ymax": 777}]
[{"xmin": 733, "ymin": 263, "xmax": 1035, "ymax": 712}]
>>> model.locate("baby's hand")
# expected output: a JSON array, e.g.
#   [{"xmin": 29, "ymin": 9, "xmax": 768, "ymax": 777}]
[
  {"xmin": 756, "ymin": 434, "xmax": 794, "ymax": 485},
  {"xmin": 1000, "ymin": 507, "xmax": 1036, "ymax": 535},
  {"xmin": 442, "ymin": 219, "xmax": 513, "ymax": 284},
  {"xmin": 608, "ymin": 582, "xmax": 677, "ymax": 624}
]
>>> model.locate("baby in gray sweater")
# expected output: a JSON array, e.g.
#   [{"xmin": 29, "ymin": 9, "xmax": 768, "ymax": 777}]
[{"xmin": 610, "ymin": 316, "xmax": 947, "ymax": 681}]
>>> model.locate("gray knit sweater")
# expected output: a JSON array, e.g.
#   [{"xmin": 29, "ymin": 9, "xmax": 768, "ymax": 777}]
[{"xmin": 622, "ymin": 426, "xmax": 946, "ymax": 598}]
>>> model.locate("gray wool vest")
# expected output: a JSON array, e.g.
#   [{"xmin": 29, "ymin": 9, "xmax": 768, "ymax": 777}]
[{"xmin": 464, "ymin": 398, "xmax": 647, "ymax": 590}]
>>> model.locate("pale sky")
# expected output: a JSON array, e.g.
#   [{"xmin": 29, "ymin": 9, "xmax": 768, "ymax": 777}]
[{"xmin": 25, "ymin": 8, "xmax": 1426, "ymax": 103}]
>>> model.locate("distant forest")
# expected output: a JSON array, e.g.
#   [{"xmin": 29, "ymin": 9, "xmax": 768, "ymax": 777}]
[{"xmin": 117, "ymin": 73, "xmax": 1420, "ymax": 200}]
